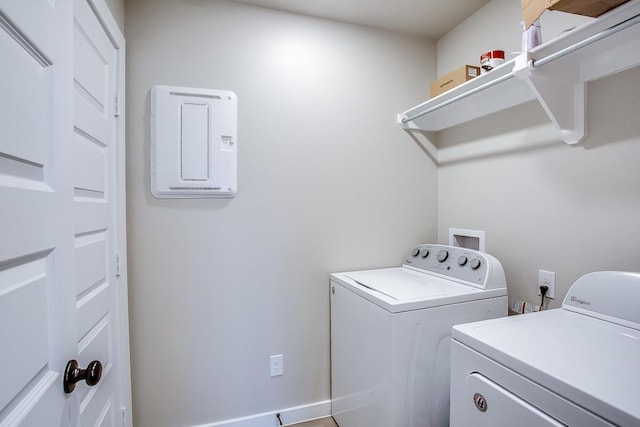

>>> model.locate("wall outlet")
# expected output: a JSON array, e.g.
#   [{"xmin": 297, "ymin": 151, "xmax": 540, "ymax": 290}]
[
  {"xmin": 538, "ymin": 270, "xmax": 556, "ymax": 300},
  {"xmin": 270, "ymin": 354, "xmax": 284, "ymax": 377}
]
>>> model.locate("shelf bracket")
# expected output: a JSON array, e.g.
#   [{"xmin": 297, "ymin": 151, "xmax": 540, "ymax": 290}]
[{"xmin": 513, "ymin": 54, "xmax": 585, "ymax": 145}]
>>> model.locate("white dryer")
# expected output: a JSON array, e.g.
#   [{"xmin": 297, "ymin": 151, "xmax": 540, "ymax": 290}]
[
  {"xmin": 450, "ymin": 271, "xmax": 640, "ymax": 427},
  {"xmin": 330, "ymin": 244, "xmax": 508, "ymax": 427}
]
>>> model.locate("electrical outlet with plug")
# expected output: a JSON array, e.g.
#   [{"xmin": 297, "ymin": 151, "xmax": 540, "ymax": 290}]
[{"xmin": 538, "ymin": 270, "xmax": 556, "ymax": 300}]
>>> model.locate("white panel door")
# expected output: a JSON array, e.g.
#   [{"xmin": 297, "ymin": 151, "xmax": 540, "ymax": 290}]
[
  {"xmin": 72, "ymin": 0, "xmax": 124, "ymax": 426},
  {"xmin": 0, "ymin": 0, "xmax": 75, "ymax": 425},
  {"xmin": 0, "ymin": 0, "xmax": 129, "ymax": 426}
]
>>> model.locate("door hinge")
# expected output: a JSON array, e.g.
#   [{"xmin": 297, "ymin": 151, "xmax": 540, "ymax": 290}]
[
  {"xmin": 121, "ymin": 407, "xmax": 127, "ymax": 427},
  {"xmin": 115, "ymin": 95, "xmax": 120, "ymax": 117},
  {"xmin": 115, "ymin": 253, "xmax": 121, "ymax": 278}
]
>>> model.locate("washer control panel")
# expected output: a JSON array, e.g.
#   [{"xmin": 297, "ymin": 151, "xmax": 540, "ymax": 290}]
[{"xmin": 403, "ymin": 244, "xmax": 505, "ymax": 289}]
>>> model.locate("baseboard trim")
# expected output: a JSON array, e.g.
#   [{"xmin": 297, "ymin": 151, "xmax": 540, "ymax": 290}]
[{"xmin": 192, "ymin": 400, "xmax": 332, "ymax": 427}]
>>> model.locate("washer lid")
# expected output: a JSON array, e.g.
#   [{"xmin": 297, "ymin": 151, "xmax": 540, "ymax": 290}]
[
  {"xmin": 344, "ymin": 268, "xmax": 476, "ymax": 300},
  {"xmin": 332, "ymin": 267, "xmax": 506, "ymax": 313},
  {"xmin": 452, "ymin": 309, "xmax": 640, "ymax": 426}
]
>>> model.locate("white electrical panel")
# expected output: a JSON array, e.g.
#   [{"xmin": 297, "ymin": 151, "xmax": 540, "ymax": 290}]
[{"xmin": 150, "ymin": 85, "xmax": 237, "ymax": 198}]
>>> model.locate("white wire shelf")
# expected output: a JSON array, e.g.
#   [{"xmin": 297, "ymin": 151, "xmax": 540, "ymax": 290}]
[{"xmin": 398, "ymin": 0, "xmax": 640, "ymax": 145}]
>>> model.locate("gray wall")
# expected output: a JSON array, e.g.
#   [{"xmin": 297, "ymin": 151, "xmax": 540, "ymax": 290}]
[
  {"xmin": 125, "ymin": 0, "xmax": 437, "ymax": 425},
  {"xmin": 436, "ymin": 0, "xmax": 640, "ymax": 308},
  {"xmin": 124, "ymin": 0, "xmax": 640, "ymax": 425}
]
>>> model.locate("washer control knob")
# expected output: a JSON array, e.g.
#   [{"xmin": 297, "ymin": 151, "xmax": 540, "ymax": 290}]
[
  {"xmin": 412, "ymin": 248, "xmax": 420, "ymax": 257},
  {"xmin": 470, "ymin": 259, "xmax": 482, "ymax": 270},
  {"xmin": 420, "ymin": 249, "xmax": 430, "ymax": 258},
  {"xmin": 437, "ymin": 250, "xmax": 449, "ymax": 263},
  {"xmin": 458, "ymin": 256, "xmax": 468, "ymax": 266}
]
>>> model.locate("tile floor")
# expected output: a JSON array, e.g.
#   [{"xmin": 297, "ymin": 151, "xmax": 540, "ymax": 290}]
[{"xmin": 286, "ymin": 416, "xmax": 338, "ymax": 427}]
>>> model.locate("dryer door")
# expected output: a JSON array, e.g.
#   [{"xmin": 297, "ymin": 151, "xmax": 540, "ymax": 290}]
[{"xmin": 452, "ymin": 373, "xmax": 564, "ymax": 426}]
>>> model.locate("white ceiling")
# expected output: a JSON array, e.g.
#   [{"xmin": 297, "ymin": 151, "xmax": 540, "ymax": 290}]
[{"xmin": 228, "ymin": 0, "xmax": 492, "ymax": 39}]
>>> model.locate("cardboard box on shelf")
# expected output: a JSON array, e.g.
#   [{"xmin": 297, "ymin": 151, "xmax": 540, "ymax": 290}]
[
  {"xmin": 522, "ymin": 0, "xmax": 631, "ymax": 28},
  {"xmin": 430, "ymin": 65, "xmax": 480, "ymax": 98}
]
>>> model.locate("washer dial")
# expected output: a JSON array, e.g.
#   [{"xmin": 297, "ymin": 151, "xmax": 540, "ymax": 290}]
[{"xmin": 437, "ymin": 250, "xmax": 449, "ymax": 262}]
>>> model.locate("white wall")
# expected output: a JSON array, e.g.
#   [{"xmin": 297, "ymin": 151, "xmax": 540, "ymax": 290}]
[
  {"xmin": 125, "ymin": 1, "xmax": 437, "ymax": 425},
  {"xmin": 436, "ymin": 0, "xmax": 640, "ymax": 308}
]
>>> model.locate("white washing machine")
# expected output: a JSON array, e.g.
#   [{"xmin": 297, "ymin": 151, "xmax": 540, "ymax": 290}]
[
  {"xmin": 450, "ymin": 271, "xmax": 640, "ymax": 427},
  {"xmin": 330, "ymin": 244, "xmax": 508, "ymax": 427}
]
